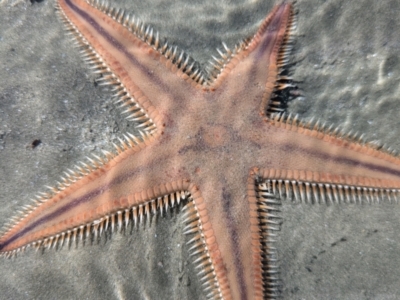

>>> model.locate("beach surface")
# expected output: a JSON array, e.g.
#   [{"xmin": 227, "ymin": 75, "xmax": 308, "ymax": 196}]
[{"xmin": 1, "ymin": 0, "xmax": 400, "ymax": 299}]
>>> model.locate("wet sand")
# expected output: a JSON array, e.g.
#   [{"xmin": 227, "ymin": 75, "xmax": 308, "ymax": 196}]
[{"xmin": 0, "ymin": 0, "xmax": 400, "ymax": 299}]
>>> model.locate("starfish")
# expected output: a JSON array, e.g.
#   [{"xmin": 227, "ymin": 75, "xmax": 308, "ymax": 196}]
[{"xmin": 1, "ymin": 0, "xmax": 400, "ymax": 299}]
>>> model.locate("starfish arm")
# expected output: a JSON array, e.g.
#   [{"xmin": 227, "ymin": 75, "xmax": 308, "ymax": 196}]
[
  {"xmin": 179, "ymin": 170, "xmax": 274, "ymax": 300},
  {"xmin": 264, "ymin": 116, "xmax": 400, "ymax": 184},
  {"xmin": 256, "ymin": 167, "xmax": 400, "ymax": 205},
  {"xmin": 208, "ymin": 3, "xmax": 294, "ymax": 119},
  {"xmin": 0, "ymin": 134, "xmax": 191, "ymax": 255},
  {"xmin": 57, "ymin": 0, "xmax": 201, "ymax": 133}
]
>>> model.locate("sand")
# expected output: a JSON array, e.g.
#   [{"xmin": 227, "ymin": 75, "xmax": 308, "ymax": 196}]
[{"xmin": 0, "ymin": 0, "xmax": 400, "ymax": 299}]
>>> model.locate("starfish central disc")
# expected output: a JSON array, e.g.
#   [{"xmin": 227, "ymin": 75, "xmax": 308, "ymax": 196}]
[{"xmin": 202, "ymin": 125, "xmax": 230, "ymax": 148}]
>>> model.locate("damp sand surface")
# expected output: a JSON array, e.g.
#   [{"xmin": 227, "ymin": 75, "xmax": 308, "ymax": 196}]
[{"xmin": 0, "ymin": 0, "xmax": 400, "ymax": 299}]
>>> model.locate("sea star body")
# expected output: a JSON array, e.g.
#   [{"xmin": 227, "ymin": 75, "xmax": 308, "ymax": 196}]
[{"xmin": 1, "ymin": 0, "xmax": 400, "ymax": 299}]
